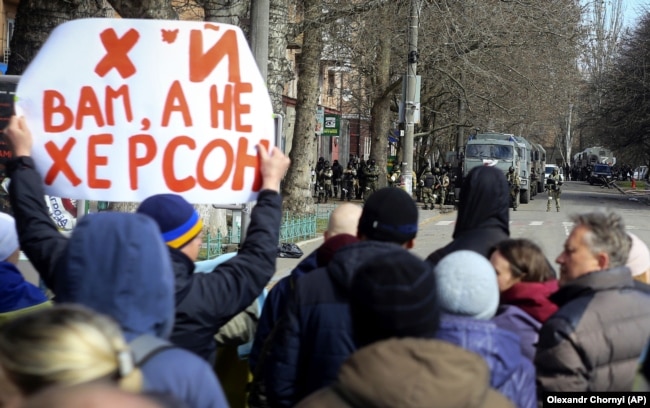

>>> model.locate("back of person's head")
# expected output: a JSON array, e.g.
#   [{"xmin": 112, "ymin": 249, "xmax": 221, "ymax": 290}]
[
  {"xmin": 24, "ymin": 384, "xmax": 176, "ymax": 408},
  {"xmin": 0, "ymin": 212, "xmax": 19, "ymax": 264},
  {"xmin": 627, "ymin": 233, "xmax": 650, "ymax": 283},
  {"xmin": 57, "ymin": 212, "xmax": 175, "ymax": 341},
  {"xmin": 357, "ymin": 187, "xmax": 418, "ymax": 245},
  {"xmin": 454, "ymin": 166, "xmax": 509, "ymax": 239},
  {"xmin": 0, "ymin": 304, "xmax": 142, "ymax": 397},
  {"xmin": 349, "ymin": 248, "xmax": 439, "ymax": 348},
  {"xmin": 570, "ymin": 211, "xmax": 631, "ymax": 268},
  {"xmin": 434, "ymin": 250, "xmax": 499, "ymax": 319},
  {"xmin": 324, "ymin": 203, "xmax": 363, "ymax": 240},
  {"xmin": 489, "ymin": 239, "xmax": 556, "ymax": 282},
  {"xmin": 136, "ymin": 194, "xmax": 203, "ymax": 250}
]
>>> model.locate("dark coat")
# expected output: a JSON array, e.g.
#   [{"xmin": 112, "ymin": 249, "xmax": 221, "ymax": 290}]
[
  {"xmin": 7, "ymin": 157, "xmax": 227, "ymax": 408},
  {"xmin": 436, "ymin": 314, "xmax": 537, "ymax": 408},
  {"xmin": 249, "ymin": 250, "xmax": 318, "ymax": 372},
  {"xmin": 251, "ymin": 241, "xmax": 405, "ymax": 408},
  {"xmin": 536, "ymin": 267, "xmax": 650, "ymax": 393},
  {"xmin": 427, "ymin": 166, "xmax": 510, "ymax": 266},
  {"xmin": 169, "ymin": 190, "xmax": 282, "ymax": 361}
]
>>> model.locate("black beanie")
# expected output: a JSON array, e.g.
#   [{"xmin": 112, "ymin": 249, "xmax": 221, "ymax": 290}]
[
  {"xmin": 350, "ymin": 248, "xmax": 440, "ymax": 348},
  {"xmin": 358, "ymin": 187, "xmax": 418, "ymax": 243}
]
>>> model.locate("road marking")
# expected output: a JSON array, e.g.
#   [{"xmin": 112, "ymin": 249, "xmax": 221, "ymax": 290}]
[
  {"xmin": 435, "ymin": 221, "xmax": 454, "ymax": 225},
  {"xmin": 530, "ymin": 221, "xmax": 544, "ymax": 226},
  {"xmin": 562, "ymin": 221, "xmax": 574, "ymax": 236}
]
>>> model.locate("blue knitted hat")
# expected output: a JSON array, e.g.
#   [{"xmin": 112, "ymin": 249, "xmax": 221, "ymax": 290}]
[{"xmin": 137, "ymin": 194, "xmax": 203, "ymax": 249}]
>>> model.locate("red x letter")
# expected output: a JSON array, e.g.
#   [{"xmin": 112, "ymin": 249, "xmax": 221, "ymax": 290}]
[
  {"xmin": 95, "ymin": 28, "xmax": 139, "ymax": 79},
  {"xmin": 44, "ymin": 139, "xmax": 82, "ymax": 186}
]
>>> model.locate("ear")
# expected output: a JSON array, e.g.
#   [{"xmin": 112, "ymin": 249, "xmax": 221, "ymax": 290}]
[
  {"xmin": 324, "ymin": 231, "xmax": 330, "ymax": 241},
  {"xmin": 597, "ymin": 252, "xmax": 610, "ymax": 270},
  {"xmin": 402, "ymin": 239, "xmax": 415, "ymax": 250}
]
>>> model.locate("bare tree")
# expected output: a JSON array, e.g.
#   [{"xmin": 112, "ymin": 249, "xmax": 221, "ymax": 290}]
[
  {"xmin": 8, "ymin": 0, "xmax": 113, "ymax": 75},
  {"xmin": 107, "ymin": 0, "xmax": 177, "ymax": 19}
]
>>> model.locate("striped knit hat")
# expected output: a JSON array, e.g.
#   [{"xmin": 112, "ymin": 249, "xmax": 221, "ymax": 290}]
[{"xmin": 137, "ymin": 194, "xmax": 203, "ymax": 249}]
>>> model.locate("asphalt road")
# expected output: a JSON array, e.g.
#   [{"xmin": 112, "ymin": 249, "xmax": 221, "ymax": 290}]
[{"xmin": 273, "ymin": 181, "xmax": 650, "ymax": 282}]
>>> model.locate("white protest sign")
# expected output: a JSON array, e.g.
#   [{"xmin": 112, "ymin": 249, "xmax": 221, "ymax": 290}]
[{"xmin": 16, "ymin": 19, "xmax": 274, "ymax": 204}]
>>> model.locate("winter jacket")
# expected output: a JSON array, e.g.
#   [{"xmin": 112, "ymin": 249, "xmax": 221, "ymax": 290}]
[
  {"xmin": 169, "ymin": 189, "xmax": 282, "ymax": 361},
  {"xmin": 7, "ymin": 156, "xmax": 228, "ymax": 408},
  {"xmin": 249, "ymin": 250, "xmax": 318, "ymax": 372},
  {"xmin": 0, "ymin": 261, "xmax": 51, "ymax": 325},
  {"xmin": 251, "ymin": 241, "xmax": 405, "ymax": 407},
  {"xmin": 296, "ymin": 338, "xmax": 514, "ymax": 408},
  {"xmin": 493, "ymin": 305, "xmax": 541, "ymax": 362},
  {"xmin": 536, "ymin": 266, "xmax": 650, "ymax": 394},
  {"xmin": 427, "ymin": 166, "xmax": 510, "ymax": 266},
  {"xmin": 436, "ymin": 314, "xmax": 537, "ymax": 408},
  {"xmin": 493, "ymin": 280, "xmax": 559, "ymax": 361}
]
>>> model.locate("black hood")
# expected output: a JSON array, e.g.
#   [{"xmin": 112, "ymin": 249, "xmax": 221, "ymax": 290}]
[
  {"xmin": 453, "ymin": 166, "xmax": 510, "ymax": 239},
  {"xmin": 327, "ymin": 241, "xmax": 406, "ymax": 290}
]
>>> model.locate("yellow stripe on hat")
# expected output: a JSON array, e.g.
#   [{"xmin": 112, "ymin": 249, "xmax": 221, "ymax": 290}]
[{"xmin": 167, "ymin": 219, "xmax": 204, "ymax": 249}]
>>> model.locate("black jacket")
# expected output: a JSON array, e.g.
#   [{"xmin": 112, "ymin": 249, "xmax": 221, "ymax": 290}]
[
  {"xmin": 427, "ymin": 165, "xmax": 510, "ymax": 266},
  {"xmin": 170, "ymin": 189, "xmax": 282, "ymax": 360}
]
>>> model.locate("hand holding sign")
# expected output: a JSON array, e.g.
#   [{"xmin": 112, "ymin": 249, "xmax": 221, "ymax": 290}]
[
  {"xmin": 4, "ymin": 116, "xmax": 32, "ymax": 158},
  {"xmin": 259, "ymin": 145, "xmax": 290, "ymax": 193},
  {"xmin": 16, "ymin": 19, "xmax": 275, "ymax": 204}
]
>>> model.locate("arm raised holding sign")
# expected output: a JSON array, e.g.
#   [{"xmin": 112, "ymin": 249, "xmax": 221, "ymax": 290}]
[{"xmin": 135, "ymin": 142, "xmax": 291, "ymax": 362}]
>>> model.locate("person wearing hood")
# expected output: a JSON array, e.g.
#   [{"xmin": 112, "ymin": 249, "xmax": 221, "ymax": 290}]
[
  {"xmin": 250, "ymin": 188, "xmax": 419, "ymax": 407},
  {"xmin": 135, "ymin": 138, "xmax": 290, "ymax": 362},
  {"xmin": 536, "ymin": 211, "xmax": 650, "ymax": 394},
  {"xmin": 426, "ymin": 165, "xmax": 510, "ymax": 267},
  {"xmin": 434, "ymin": 250, "xmax": 537, "ymax": 408},
  {"xmin": 3, "ymin": 116, "xmax": 227, "ymax": 408},
  {"xmin": 296, "ymin": 248, "xmax": 514, "ymax": 408},
  {"xmin": 489, "ymin": 239, "xmax": 559, "ymax": 361},
  {"xmin": 0, "ymin": 212, "xmax": 51, "ymax": 325},
  {"xmin": 249, "ymin": 203, "xmax": 362, "ymax": 373}
]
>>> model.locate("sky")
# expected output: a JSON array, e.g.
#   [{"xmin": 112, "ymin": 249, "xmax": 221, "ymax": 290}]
[{"xmin": 623, "ymin": 0, "xmax": 649, "ymax": 28}]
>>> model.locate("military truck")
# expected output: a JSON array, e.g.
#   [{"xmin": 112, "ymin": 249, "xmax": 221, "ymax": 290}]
[{"xmin": 464, "ymin": 132, "xmax": 522, "ymax": 206}]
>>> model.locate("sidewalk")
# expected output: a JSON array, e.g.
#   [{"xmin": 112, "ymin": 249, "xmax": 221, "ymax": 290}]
[{"xmin": 272, "ymin": 203, "xmax": 453, "ymax": 284}]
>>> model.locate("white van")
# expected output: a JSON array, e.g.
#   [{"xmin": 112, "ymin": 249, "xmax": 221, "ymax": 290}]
[{"xmin": 545, "ymin": 164, "xmax": 563, "ymax": 181}]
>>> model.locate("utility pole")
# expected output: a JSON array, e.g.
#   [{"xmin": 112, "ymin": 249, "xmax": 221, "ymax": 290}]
[
  {"xmin": 241, "ymin": 0, "xmax": 270, "ymax": 242},
  {"xmin": 402, "ymin": 0, "xmax": 419, "ymax": 196}
]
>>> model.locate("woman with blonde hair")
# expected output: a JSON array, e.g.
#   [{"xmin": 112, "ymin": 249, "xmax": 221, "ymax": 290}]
[
  {"xmin": 0, "ymin": 304, "xmax": 142, "ymax": 405},
  {"xmin": 489, "ymin": 238, "xmax": 559, "ymax": 361}
]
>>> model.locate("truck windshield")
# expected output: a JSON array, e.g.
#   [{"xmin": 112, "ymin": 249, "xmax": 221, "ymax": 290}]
[{"xmin": 466, "ymin": 144, "xmax": 513, "ymax": 160}]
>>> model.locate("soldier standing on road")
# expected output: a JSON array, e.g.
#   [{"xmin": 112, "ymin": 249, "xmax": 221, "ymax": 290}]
[
  {"xmin": 363, "ymin": 159, "xmax": 380, "ymax": 201},
  {"xmin": 318, "ymin": 161, "xmax": 334, "ymax": 203},
  {"xmin": 440, "ymin": 169, "xmax": 450, "ymax": 207},
  {"xmin": 421, "ymin": 167, "xmax": 435, "ymax": 210},
  {"xmin": 331, "ymin": 160, "xmax": 343, "ymax": 199},
  {"xmin": 545, "ymin": 168, "xmax": 562, "ymax": 212},
  {"xmin": 506, "ymin": 166, "xmax": 521, "ymax": 211},
  {"xmin": 342, "ymin": 162, "xmax": 357, "ymax": 201}
]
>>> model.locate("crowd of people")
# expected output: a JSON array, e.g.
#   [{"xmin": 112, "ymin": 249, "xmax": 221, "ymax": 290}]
[{"xmin": 2, "ymin": 114, "xmax": 650, "ymax": 408}]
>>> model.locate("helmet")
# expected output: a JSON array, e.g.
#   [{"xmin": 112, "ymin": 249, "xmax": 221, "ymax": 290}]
[
  {"xmin": 552, "ymin": 168, "xmax": 558, "ymax": 174},
  {"xmin": 370, "ymin": 159, "xmax": 376, "ymax": 166},
  {"xmin": 325, "ymin": 161, "xmax": 330, "ymax": 167},
  {"xmin": 508, "ymin": 166, "xmax": 515, "ymax": 173}
]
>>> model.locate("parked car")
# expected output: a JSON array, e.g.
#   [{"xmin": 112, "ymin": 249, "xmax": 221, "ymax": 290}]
[
  {"xmin": 589, "ymin": 164, "xmax": 613, "ymax": 185},
  {"xmin": 634, "ymin": 166, "xmax": 648, "ymax": 181}
]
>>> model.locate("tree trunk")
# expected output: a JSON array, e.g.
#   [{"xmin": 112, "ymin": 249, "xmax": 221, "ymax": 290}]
[
  {"xmin": 268, "ymin": 0, "xmax": 292, "ymax": 113},
  {"xmin": 106, "ymin": 0, "xmax": 177, "ymax": 19},
  {"xmin": 368, "ymin": 8, "xmax": 392, "ymax": 189},
  {"xmin": 195, "ymin": 0, "xmax": 249, "ymax": 25},
  {"xmin": 8, "ymin": 0, "xmax": 113, "ymax": 75},
  {"xmin": 281, "ymin": 0, "xmax": 321, "ymax": 215}
]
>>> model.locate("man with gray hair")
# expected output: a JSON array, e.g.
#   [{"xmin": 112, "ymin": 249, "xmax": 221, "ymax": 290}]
[{"xmin": 535, "ymin": 211, "xmax": 650, "ymax": 395}]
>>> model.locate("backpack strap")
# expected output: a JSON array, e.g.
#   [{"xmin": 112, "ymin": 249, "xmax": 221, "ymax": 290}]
[{"xmin": 129, "ymin": 334, "xmax": 176, "ymax": 367}]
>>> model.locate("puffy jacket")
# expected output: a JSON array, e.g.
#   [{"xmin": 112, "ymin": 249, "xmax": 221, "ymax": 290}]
[
  {"xmin": 493, "ymin": 305, "xmax": 541, "ymax": 362},
  {"xmin": 536, "ymin": 267, "xmax": 650, "ymax": 393},
  {"xmin": 251, "ymin": 241, "xmax": 405, "ymax": 407},
  {"xmin": 168, "ymin": 189, "xmax": 282, "ymax": 361},
  {"xmin": 436, "ymin": 314, "xmax": 537, "ymax": 408},
  {"xmin": 427, "ymin": 166, "xmax": 509, "ymax": 266},
  {"xmin": 0, "ymin": 261, "xmax": 51, "ymax": 325},
  {"xmin": 296, "ymin": 339, "xmax": 514, "ymax": 408},
  {"xmin": 7, "ymin": 157, "xmax": 228, "ymax": 408}
]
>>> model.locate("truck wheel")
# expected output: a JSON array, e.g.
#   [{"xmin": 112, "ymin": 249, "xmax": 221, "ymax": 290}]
[{"xmin": 520, "ymin": 188, "xmax": 530, "ymax": 204}]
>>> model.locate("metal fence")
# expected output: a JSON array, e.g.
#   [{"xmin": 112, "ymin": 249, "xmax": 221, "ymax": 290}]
[{"xmin": 198, "ymin": 204, "xmax": 336, "ymax": 260}]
